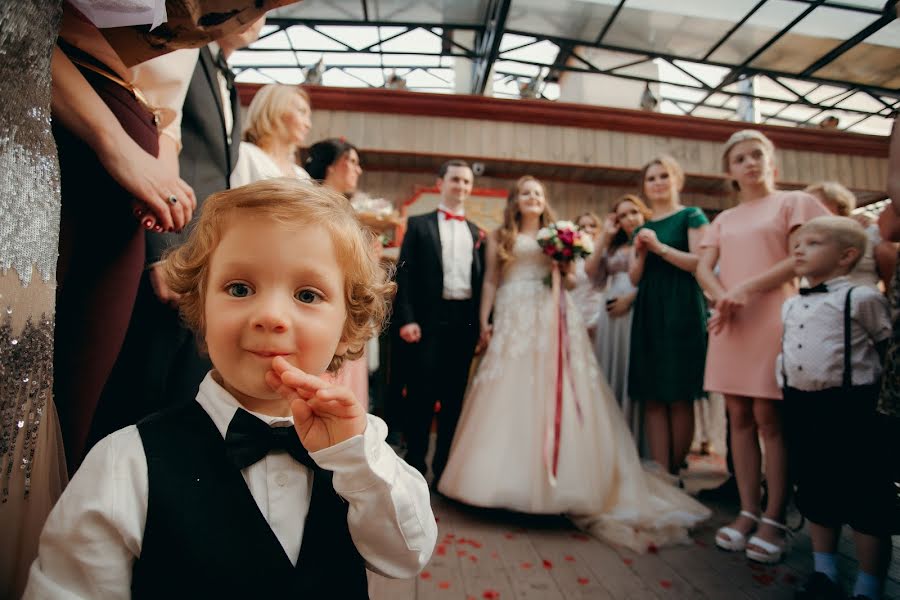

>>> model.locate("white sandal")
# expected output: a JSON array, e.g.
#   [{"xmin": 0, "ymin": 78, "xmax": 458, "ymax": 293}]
[
  {"xmin": 715, "ymin": 510, "xmax": 759, "ymax": 551},
  {"xmin": 745, "ymin": 517, "xmax": 789, "ymax": 564}
]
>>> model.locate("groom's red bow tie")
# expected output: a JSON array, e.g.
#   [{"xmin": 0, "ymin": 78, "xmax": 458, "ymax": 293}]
[{"xmin": 439, "ymin": 208, "xmax": 466, "ymax": 222}]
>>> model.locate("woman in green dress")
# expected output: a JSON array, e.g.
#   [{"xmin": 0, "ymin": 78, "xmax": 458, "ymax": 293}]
[{"xmin": 628, "ymin": 156, "xmax": 709, "ymax": 479}]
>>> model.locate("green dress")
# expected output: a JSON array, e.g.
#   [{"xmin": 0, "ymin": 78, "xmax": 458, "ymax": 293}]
[{"xmin": 628, "ymin": 207, "xmax": 708, "ymax": 404}]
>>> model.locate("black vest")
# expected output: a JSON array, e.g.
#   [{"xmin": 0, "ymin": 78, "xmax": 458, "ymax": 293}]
[{"xmin": 132, "ymin": 402, "xmax": 368, "ymax": 599}]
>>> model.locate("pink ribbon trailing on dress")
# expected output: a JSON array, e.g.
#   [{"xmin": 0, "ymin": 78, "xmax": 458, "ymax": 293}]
[{"xmin": 544, "ymin": 264, "xmax": 584, "ymax": 486}]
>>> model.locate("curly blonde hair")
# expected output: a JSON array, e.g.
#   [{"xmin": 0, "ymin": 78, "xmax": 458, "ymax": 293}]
[
  {"xmin": 163, "ymin": 178, "xmax": 395, "ymax": 373},
  {"xmin": 497, "ymin": 176, "xmax": 557, "ymax": 270}
]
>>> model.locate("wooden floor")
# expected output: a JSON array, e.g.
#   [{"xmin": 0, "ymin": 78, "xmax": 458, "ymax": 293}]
[{"xmin": 368, "ymin": 452, "xmax": 900, "ymax": 600}]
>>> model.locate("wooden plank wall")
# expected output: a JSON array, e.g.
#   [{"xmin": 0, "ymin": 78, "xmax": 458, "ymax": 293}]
[{"xmin": 309, "ymin": 110, "xmax": 888, "ymax": 194}]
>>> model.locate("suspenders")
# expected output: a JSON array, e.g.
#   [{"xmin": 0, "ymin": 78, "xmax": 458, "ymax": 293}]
[{"xmin": 781, "ymin": 286, "xmax": 855, "ymax": 390}]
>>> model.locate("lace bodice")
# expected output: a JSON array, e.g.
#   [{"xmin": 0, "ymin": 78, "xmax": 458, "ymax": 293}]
[{"xmin": 500, "ymin": 234, "xmax": 552, "ymax": 286}]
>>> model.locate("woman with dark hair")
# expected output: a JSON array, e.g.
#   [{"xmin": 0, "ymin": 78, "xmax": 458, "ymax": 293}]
[
  {"xmin": 304, "ymin": 138, "xmax": 362, "ymax": 194},
  {"xmin": 586, "ymin": 195, "xmax": 651, "ymax": 446},
  {"xmin": 305, "ymin": 138, "xmax": 368, "ymax": 407}
]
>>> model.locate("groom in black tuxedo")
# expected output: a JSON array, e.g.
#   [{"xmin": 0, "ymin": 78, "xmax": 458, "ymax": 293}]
[{"xmin": 395, "ymin": 160, "xmax": 486, "ymax": 484}]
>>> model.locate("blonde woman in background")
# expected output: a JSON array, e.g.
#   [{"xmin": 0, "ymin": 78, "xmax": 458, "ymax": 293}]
[
  {"xmin": 230, "ymin": 84, "xmax": 312, "ymax": 187},
  {"xmin": 804, "ymin": 181, "xmax": 895, "ymax": 290}
]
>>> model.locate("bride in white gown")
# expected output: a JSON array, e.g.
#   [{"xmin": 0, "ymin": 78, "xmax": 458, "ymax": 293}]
[{"xmin": 438, "ymin": 176, "xmax": 710, "ymax": 552}]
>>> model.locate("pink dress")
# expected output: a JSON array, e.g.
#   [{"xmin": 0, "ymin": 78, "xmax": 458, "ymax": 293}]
[{"xmin": 702, "ymin": 191, "xmax": 828, "ymax": 400}]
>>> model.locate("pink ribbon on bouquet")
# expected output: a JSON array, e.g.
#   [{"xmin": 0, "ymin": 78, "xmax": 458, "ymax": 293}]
[{"xmin": 543, "ymin": 263, "xmax": 584, "ymax": 487}]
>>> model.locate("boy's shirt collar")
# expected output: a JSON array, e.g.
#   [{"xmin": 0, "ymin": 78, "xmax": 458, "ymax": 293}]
[{"xmin": 198, "ymin": 371, "xmax": 293, "ymax": 441}]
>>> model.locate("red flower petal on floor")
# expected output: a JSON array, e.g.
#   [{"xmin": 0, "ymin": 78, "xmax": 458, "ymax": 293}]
[
  {"xmin": 457, "ymin": 549, "xmax": 468, "ymax": 557},
  {"xmin": 491, "ymin": 552, "xmax": 499, "ymax": 559},
  {"xmin": 446, "ymin": 533, "xmax": 455, "ymax": 538},
  {"xmin": 577, "ymin": 577, "xmax": 589, "ymax": 585},
  {"xmin": 564, "ymin": 555, "xmax": 575, "ymax": 562},
  {"xmin": 647, "ymin": 544, "xmax": 659, "ymax": 554},
  {"xmin": 752, "ymin": 574, "xmax": 774, "ymax": 586},
  {"xmin": 438, "ymin": 581, "xmax": 451, "ymax": 589},
  {"xmin": 659, "ymin": 580, "xmax": 672, "ymax": 589},
  {"xmin": 457, "ymin": 537, "xmax": 467, "ymax": 544},
  {"xmin": 469, "ymin": 555, "xmax": 478, "ymax": 562},
  {"xmin": 436, "ymin": 545, "xmax": 446, "ymax": 556},
  {"xmin": 420, "ymin": 571, "xmax": 431, "ymax": 580},
  {"xmin": 542, "ymin": 559, "xmax": 553, "ymax": 569},
  {"xmin": 503, "ymin": 533, "xmax": 515, "ymax": 539},
  {"xmin": 469, "ymin": 540, "xmax": 483, "ymax": 549},
  {"xmin": 520, "ymin": 562, "xmax": 532, "ymax": 569},
  {"xmin": 694, "ymin": 539, "xmax": 708, "ymax": 548},
  {"xmin": 623, "ymin": 558, "xmax": 633, "ymax": 566},
  {"xmin": 571, "ymin": 533, "xmax": 590, "ymax": 541},
  {"xmin": 483, "ymin": 590, "xmax": 500, "ymax": 599}
]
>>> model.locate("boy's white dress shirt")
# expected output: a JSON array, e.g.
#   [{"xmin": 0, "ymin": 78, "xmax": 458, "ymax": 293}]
[
  {"xmin": 24, "ymin": 373, "xmax": 437, "ymax": 599},
  {"xmin": 776, "ymin": 276, "xmax": 891, "ymax": 391}
]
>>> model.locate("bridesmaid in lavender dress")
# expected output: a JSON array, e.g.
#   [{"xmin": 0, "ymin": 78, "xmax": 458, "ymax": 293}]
[{"xmin": 587, "ymin": 195, "xmax": 651, "ymax": 447}]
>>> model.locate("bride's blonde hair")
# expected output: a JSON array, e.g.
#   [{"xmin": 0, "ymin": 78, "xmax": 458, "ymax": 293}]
[{"xmin": 497, "ymin": 176, "xmax": 557, "ymax": 270}]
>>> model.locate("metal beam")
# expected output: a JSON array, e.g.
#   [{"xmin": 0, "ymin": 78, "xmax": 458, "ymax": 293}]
[
  {"xmin": 595, "ymin": 0, "xmax": 627, "ymax": 45},
  {"xmin": 702, "ymin": 0, "xmax": 767, "ymax": 61},
  {"xmin": 471, "ymin": 0, "xmax": 513, "ymax": 94},
  {"xmin": 800, "ymin": 11, "xmax": 895, "ymax": 77},
  {"xmin": 688, "ymin": 0, "xmax": 827, "ymax": 115}
]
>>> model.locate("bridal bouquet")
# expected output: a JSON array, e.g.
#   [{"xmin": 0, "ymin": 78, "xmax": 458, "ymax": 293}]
[{"xmin": 536, "ymin": 220, "xmax": 594, "ymax": 262}]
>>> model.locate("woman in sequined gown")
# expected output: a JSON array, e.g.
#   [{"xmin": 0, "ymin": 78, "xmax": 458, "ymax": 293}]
[
  {"xmin": 438, "ymin": 177, "xmax": 710, "ymax": 553},
  {"xmin": 0, "ymin": 2, "xmax": 68, "ymax": 597}
]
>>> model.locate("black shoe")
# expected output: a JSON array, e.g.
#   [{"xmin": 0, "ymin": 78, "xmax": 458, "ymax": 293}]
[
  {"xmin": 697, "ymin": 476, "xmax": 739, "ymax": 503},
  {"xmin": 795, "ymin": 573, "xmax": 845, "ymax": 600}
]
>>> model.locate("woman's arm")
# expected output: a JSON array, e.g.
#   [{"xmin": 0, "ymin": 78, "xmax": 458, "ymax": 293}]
[
  {"xmin": 478, "ymin": 231, "xmax": 502, "ymax": 346},
  {"xmin": 695, "ymin": 246, "xmax": 725, "ymax": 299},
  {"xmin": 629, "ymin": 243, "xmax": 647, "ymax": 286},
  {"xmin": 874, "ymin": 240, "xmax": 897, "ymax": 291},
  {"xmin": 636, "ymin": 225, "xmax": 707, "ymax": 273},
  {"xmin": 50, "ymin": 46, "xmax": 193, "ymax": 231}
]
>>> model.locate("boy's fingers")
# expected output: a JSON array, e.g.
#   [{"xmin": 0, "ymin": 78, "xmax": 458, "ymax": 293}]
[
  {"xmin": 291, "ymin": 397, "xmax": 313, "ymax": 423},
  {"xmin": 280, "ymin": 369, "xmax": 328, "ymax": 393},
  {"xmin": 316, "ymin": 386, "xmax": 358, "ymax": 406}
]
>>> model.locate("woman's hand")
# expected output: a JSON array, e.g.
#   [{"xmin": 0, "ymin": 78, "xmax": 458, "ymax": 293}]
[
  {"xmin": 707, "ymin": 309, "xmax": 728, "ymax": 335},
  {"xmin": 636, "ymin": 228, "xmax": 664, "ymax": 254},
  {"xmin": 267, "ymin": 356, "xmax": 367, "ymax": 453},
  {"xmin": 606, "ymin": 294, "xmax": 633, "ymax": 318},
  {"xmin": 96, "ymin": 134, "xmax": 196, "ymax": 232},
  {"xmin": 476, "ymin": 323, "xmax": 493, "ymax": 354},
  {"xmin": 714, "ymin": 283, "xmax": 751, "ymax": 321},
  {"xmin": 602, "ymin": 214, "xmax": 619, "ymax": 239}
]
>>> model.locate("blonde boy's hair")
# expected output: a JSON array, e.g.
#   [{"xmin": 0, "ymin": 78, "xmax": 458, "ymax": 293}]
[
  {"xmin": 163, "ymin": 178, "xmax": 395, "ymax": 372},
  {"xmin": 804, "ymin": 181, "xmax": 857, "ymax": 216},
  {"xmin": 242, "ymin": 84, "xmax": 310, "ymax": 145},
  {"xmin": 796, "ymin": 215, "xmax": 868, "ymax": 270}
]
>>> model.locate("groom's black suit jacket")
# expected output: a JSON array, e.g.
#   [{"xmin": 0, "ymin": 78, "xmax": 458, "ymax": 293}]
[{"xmin": 394, "ymin": 210, "xmax": 486, "ymax": 335}]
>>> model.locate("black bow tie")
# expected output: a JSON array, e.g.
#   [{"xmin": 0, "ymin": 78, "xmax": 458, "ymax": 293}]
[
  {"xmin": 224, "ymin": 408, "xmax": 315, "ymax": 471},
  {"xmin": 798, "ymin": 283, "xmax": 828, "ymax": 296}
]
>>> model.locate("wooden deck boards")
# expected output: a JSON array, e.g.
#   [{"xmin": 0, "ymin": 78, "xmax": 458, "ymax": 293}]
[{"xmin": 368, "ymin": 462, "xmax": 900, "ymax": 600}]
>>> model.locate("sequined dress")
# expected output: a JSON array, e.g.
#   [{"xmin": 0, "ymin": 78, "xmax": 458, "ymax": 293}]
[
  {"xmin": 438, "ymin": 235, "xmax": 710, "ymax": 552},
  {"xmin": 0, "ymin": 2, "xmax": 69, "ymax": 597}
]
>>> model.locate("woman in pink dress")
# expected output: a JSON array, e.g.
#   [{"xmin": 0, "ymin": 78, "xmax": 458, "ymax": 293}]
[{"xmin": 695, "ymin": 130, "xmax": 828, "ymax": 564}]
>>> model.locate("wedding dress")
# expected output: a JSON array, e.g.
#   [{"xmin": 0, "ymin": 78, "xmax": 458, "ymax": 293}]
[{"xmin": 438, "ymin": 234, "xmax": 710, "ymax": 552}]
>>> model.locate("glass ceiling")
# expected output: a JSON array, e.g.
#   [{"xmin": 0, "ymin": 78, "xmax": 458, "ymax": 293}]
[{"xmin": 231, "ymin": 0, "xmax": 900, "ymax": 135}]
